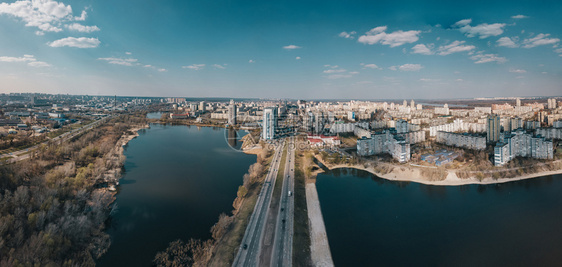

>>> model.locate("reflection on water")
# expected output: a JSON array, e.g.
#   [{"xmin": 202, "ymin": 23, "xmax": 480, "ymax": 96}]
[
  {"xmin": 316, "ymin": 168, "xmax": 562, "ymax": 267},
  {"xmin": 97, "ymin": 124, "xmax": 255, "ymax": 267}
]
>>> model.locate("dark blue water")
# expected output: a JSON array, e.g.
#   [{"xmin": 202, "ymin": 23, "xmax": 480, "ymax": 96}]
[
  {"xmin": 97, "ymin": 124, "xmax": 255, "ymax": 266},
  {"xmin": 316, "ymin": 168, "xmax": 562, "ymax": 267}
]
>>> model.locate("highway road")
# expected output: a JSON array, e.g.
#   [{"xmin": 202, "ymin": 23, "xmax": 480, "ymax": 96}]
[
  {"xmin": 233, "ymin": 139, "xmax": 285, "ymax": 267},
  {"xmin": 271, "ymin": 136, "xmax": 295, "ymax": 267},
  {"xmin": 0, "ymin": 116, "xmax": 110, "ymax": 164}
]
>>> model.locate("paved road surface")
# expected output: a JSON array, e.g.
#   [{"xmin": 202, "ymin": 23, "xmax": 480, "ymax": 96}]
[
  {"xmin": 271, "ymin": 136, "xmax": 295, "ymax": 267},
  {"xmin": 232, "ymin": 140, "xmax": 285, "ymax": 267}
]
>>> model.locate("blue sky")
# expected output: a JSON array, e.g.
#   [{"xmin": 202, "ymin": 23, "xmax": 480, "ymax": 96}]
[{"xmin": 0, "ymin": 0, "xmax": 561, "ymax": 99}]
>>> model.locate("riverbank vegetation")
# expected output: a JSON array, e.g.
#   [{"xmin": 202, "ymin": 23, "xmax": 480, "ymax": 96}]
[
  {"xmin": 0, "ymin": 114, "xmax": 146, "ymax": 266},
  {"xmin": 293, "ymin": 142, "xmax": 312, "ymax": 267}
]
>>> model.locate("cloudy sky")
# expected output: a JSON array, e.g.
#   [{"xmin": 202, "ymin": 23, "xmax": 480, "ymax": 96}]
[{"xmin": 0, "ymin": 0, "xmax": 561, "ymax": 99}]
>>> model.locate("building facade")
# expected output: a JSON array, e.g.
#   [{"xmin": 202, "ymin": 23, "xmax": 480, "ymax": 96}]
[
  {"xmin": 494, "ymin": 129, "xmax": 554, "ymax": 166},
  {"xmin": 436, "ymin": 131, "xmax": 486, "ymax": 150},
  {"xmin": 487, "ymin": 114, "xmax": 501, "ymax": 143},
  {"xmin": 262, "ymin": 107, "xmax": 277, "ymax": 140},
  {"xmin": 357, "ymin": 130, "xmax": 415, "ymax": 163},
  {"xmin": 228, "ymin": 99, "xmax": 237, "ymax": 125}
]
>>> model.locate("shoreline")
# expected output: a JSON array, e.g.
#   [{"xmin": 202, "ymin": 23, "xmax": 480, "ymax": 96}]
[
  {"xmin": 316, "ymin": 158, "xmax": 562, "ymax": 186},
  {"xmin": 104, "ymin": 123, "xmax": 150, "ymax": 194},
  {"xmin": 305, "ymin": 183, "xmax": 335, "ymax": 267}
]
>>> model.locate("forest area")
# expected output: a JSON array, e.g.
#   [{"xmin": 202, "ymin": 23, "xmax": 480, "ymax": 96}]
[{"xmin": 0, "ymin": 114, "xmax": 147, "ymax": 266}]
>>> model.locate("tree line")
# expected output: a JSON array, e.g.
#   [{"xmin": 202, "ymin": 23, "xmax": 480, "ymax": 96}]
[{"xmin": 0, "ymin": 114, "xmax": 147, "ymax": 266}]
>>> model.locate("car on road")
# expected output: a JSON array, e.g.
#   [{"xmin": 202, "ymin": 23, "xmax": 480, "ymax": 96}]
[
  {"xmin": 243, "ymin": 244, "xmax": 248, "ymax": 249},
  {"xmin": 288, "ymin": 191, "xmax": 292, "ymax": 196}
]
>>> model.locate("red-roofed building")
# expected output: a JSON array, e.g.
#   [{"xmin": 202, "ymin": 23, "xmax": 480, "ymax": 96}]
[
  {"xmin": 307, "ymin": 134, "xmax": 341, "ymax": 147},
  {"xmin": 170, "ymin": 113, "xmax": 190, "ymax": 119}
]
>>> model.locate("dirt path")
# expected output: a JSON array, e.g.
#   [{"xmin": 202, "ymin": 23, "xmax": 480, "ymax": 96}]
[{"xmin": 305, "ymin": 183, "xmax": 334, "ymax": 267}]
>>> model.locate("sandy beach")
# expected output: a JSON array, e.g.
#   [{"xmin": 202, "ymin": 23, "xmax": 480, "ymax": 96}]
[{"xmin": 316, "ymin": 158, "xmax": 562, "ymax": 186}]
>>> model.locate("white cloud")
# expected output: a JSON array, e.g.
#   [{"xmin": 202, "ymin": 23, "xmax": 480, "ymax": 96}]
[
  {"xmin": 456, "ymin": 79, "xmax": 464, "ymax": 82},
  {"xmin": 75, "ymin": 10, "xmax": 87, "ymax": 21},
  {"xmin": 0, "ymin": 0, "xmax": 80, "ymax": 32},
  {"xmin": 98, "ymin": 57, "xmax": 138, "ymax": 66},
  {"xmin": 338, "ymin": 31, "xmax": 356, "ymax": 39},
  {"xmin": 283, "ymin": 45, "xmax": 301, "ymax": 50},
  {"xmin": 182, "ymin": 64, "xmax": 205, "ymax": 70},
  {"xmin": 555, "ymin": 48, "xmax": 562, "ymax": 54},
  {"xmin": 248, "ymin": 59, "xmax": 255, "ymax": 63},
  {"xmin": 509, "ymin": 68, "xmax": 526, "ymax": 73},
  {"xmin": 323, "ymin": 68, "xmax": 346, "ymax": 74},
  {"xmin": 362, "ymin": 63, "xmax": 381, "ymax": 69},
  {"xmin": 35, "ymin": 30, "xmax": 44, "ymax": 35},
  {"xmin": 48, "ymin": 37, "xmax": 100, "ymax": 48},
  {"xmin": 323, "ymin": 67, "xmax": 359, "ymax": 79},
  {"xmin": 65, "ymin": 23, "xmax": 99, "ymax": 33},
  {"xmin": 420, "ymin": 78, "xmax": 440, "ymax": 82},
  {"xmin": 411, "ymin": 44, "xmax": 434, "ymax": 55},
  {"xmin": 213, "ymin": 64, "xmax": 226, "ymax": 69},
  {"xmin": 454, "ymin": 19, "xmax": 472, "ymax": 27},
  {"xmin": 453, "ymin": 19, "xmax": 506, "ymax": 39},
  {"xmin": 0, "ymin": 54, "xmax": 50, "ymax": 67},
  {"xmin": 28, "ymin": 61, "xmax": 51, "ymax": 67},
  {"xmin": 126, "ymin": 52, "xmax": 132, "ymax": 55},
  {"xmin": 326, "ymin": 74, "xmax": 352, "ymax": 79},
  {"xmin": 0, "ymin": 55, "xmax": 35, "ymax": 62},
  {"xmin": 511, "ymin": 14, "xmax": 528, "ymax": 19},
  {"xmin": 470, "ymin": 53, "xmax": 507, "ymax": 64},
  {"xmin": 141, "ymin": 64, "xmax": 167, "ymax": 72},
  {"xmin": 295, "ymin": 56, "xmax": 301, "ymax": 60},
  {"xmin": 437, "ymin": 40, "xmax": 476, "ymax": 55},
  {"xmin": 522, "ymin": 33, "xmax": 560, "ymax": 48},
  {"xmin": 357, "ymin": 26, "xmax": 421, "ymax": 47},
  {"xmin": 496, "ymin": 36, "xmax": 518, "ymax": 48},
  {"xmin": 390, "ymin": 63, "xmax": 423, "ymax": 71}
]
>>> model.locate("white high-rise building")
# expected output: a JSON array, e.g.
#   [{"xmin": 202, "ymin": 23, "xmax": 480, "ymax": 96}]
[
  {"xmin": 548, "ymin": 98, "xmax": 557, "ymax": 109},
  {"xmin": 199, "ymin": 101, "xmax": 206, "ymax": 112},
  {"xmin": 228, "ymin": 99, "xmax": 236, "ymax": 125},
  {"xmin": 262, "ymin": 107, "xmax": 277, "ymax": 140}
]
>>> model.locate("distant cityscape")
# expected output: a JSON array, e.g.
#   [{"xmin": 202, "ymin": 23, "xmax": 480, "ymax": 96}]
[{"xmin": 2, "ymin": 92, "xmax": 560, "ymax": 169}]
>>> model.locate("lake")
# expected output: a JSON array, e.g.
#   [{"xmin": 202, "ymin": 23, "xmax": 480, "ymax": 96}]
[
  {"xmin": 97, "ymin": 124, "xmax": 255, "ymax": 266},
  {"xmin": 316, "ymin": 168, "xmax": 562, "ymax": 267}
]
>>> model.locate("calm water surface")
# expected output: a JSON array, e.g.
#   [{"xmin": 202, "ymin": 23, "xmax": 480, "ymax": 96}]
[
  {"xmin": 316, "ymin": 168, "xmax": 562, "ymax": 267},
  {"xmin": 97, "ymin": 124, "xmax": 255, "ymax": 266}
]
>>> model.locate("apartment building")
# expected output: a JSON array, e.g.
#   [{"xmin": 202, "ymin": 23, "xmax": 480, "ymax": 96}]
[{"xmin": 436, "ymin": 131, "xmax": 486, "ymax": 150}]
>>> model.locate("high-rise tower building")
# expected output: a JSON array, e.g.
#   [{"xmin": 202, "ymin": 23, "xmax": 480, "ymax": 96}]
[
  {"xmin": 262, "ymin": 107, "xmax": 277, "ymax": 140},
  {"xmin": 228, "ymin": 99, "xmax": 236, "ymax": 125},
  {"xmin": 487, "ymin": 114, "xmax": 501, "ymax": 143},
  {"xmin": 548, "ymin": 98, "xmax": 557, "ymax": 109}
]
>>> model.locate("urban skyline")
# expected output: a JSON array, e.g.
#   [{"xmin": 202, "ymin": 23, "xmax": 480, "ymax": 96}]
[{"xmin": 0, "ymin": 0, "xmax": 561, "ymax": 99}]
